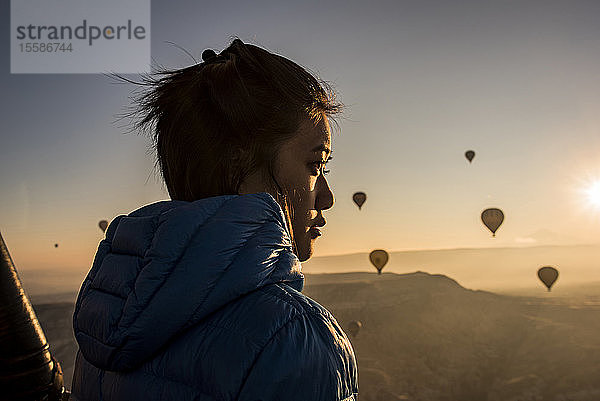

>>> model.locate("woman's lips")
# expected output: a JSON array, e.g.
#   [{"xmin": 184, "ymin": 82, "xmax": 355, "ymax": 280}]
[{"xmin": 309, "ymin": 227, "xmax": 322, "ymax": 239}]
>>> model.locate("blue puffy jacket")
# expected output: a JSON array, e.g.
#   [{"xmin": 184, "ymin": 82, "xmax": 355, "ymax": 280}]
[{"xmin": 71, "ymin": 192, "xmax": 358, "ymax": 401}]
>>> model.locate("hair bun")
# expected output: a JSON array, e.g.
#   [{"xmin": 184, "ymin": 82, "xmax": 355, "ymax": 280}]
[{"xmin": 201, "ymin": 49, "xmax": 217, "ymax": 62}]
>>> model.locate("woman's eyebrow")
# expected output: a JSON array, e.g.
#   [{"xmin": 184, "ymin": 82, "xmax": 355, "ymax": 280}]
[{"xmin": 311, "ymin": 144, "xmax": 331, "ymax": 155}]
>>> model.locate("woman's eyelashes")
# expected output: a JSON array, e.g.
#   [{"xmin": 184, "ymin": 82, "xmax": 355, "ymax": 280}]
[{"xmin": 309, "ymin": 156, "xmax": 332, "ymax": 176}]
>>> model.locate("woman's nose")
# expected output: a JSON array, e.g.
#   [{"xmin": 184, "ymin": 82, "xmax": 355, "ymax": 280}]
[{"xmin": 315, "ymin": 175, "xmax": 334, "ymax": 211}]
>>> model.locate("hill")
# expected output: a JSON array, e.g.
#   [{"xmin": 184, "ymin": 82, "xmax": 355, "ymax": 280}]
[
  {"xmin": 303, "ymin": 272, "xmax": 600, "ymax": 401},
  {"xmin": 301, "ymin": 244, "xmax": 600, "ymax": 292},
  {"xmin": 31, "ymin": 271, "xmax": 600, "ymax": 400}
]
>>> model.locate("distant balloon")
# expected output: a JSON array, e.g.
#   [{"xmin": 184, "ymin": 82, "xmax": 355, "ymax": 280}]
[
  {"xmin": 347, "ymin": 320, "xmax": 362, "ymax": 337},
  {"xmin": 465, "ymin": 150, "xmax": 475, "ymax": 163},
  {"xmin": 481, "ymin": 208, "xmax": 504, "ymax": 237},
  {"xmin": 353, "ymin": 192, "xmax": 367, "ymax": 210},
  {"xmin": 369, "ymin": 249, "xmax": 389, "ymax": 275},
  {"xmin": 538, "ymin": 266, "xmax": 559, "ymax": 291},
  {"xmin": 98, "ymin": 220, "xmax": 108, "ymax": 233},
  {"xmin": 54, "ymin": 243, "xmax": 58, "ymax": 248}
]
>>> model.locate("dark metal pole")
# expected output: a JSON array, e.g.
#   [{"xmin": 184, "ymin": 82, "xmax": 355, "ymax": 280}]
[{"xmin": 0, "ymin": 231, "xmax": 69, "ymax": 401}]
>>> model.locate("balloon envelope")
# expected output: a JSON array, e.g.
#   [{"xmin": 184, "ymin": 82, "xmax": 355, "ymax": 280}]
[
  {"xmin": 481, "ymin": 208, "xmax": 504, "ymax": 237},
  {"xmin": 353, "ymin": 192, "xmax": 367, "ymax": 210},
  {"xmin": 538, "ymin": 266, "xmax": 559, "ymax": 291},
  {"xmin": 465, "ymin": 150, "xmax": 475, "ymax": 163},
  {"xmin": 98, "ymin": 220, "xmax": 108, "ymax": 233},
  {"xmin": 369, "ymin": 249, "xmax": 389, "ymax": 274},
  {"xmin": 347, "ymin": 320, "xmax": 362, "ymax": 337}
]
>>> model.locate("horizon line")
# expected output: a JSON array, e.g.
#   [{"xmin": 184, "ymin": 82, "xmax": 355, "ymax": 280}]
[{"xmin": 312, "ymin": 242, "xmax": 600, "ymax": 259}]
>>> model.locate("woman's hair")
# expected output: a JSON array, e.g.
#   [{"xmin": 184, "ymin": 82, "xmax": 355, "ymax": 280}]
[{"xmin": 119, "ymin": 37, "xmax": 342, "ymax": 202}]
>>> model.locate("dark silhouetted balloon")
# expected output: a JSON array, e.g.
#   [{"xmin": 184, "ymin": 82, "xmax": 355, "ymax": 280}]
[
  {"xmin": 353, "ymin": 192, "xmax": 367, "ymax": 210},
  {"xmin": 347, "ymin": 320, "xmax": 362, "ymax": 337},
  {"xmin": 538, "ymin": 266, "xmax": 559, "ymax": 291},
  {"xmin": 465, "ymin": 150, "xmax": 475, "ymax": 163},
  {"xmin": 481, "ymin": 208, "xmax": 504, "ymax": 237},
  {"xmin": 54, "ymin": 243, "xmax": 58, "ymax": 248},
  {"xmin": 369, "ymin": 249, "xmax": 389, "ymax": 275},
  {"xmin": 98, "ymin": 220, "xmax": 108, "ymax": 233}
]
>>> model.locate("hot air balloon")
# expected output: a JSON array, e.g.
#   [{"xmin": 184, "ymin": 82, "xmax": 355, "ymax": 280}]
[
  {"xmin": 481, "ymin": 208, "xmax": 504, "ymax": 237},
  {"xmin": 347, "ymin": 320, "xmax": 362, "ymax": 338},
  {"xmin": 369, "ymin": 249, "xmax": 389, "ymax": 275},
  {"xmin": 54, "ymin": 243, "xmax": 58, "ymax": 248},
  {"xmin": 465, "ymin": 150, "xmax": 475, "ymax": 163},
  {"xmin": 353, "ymin": 192, "xmax": 367, "ymax": 210},
  {"xmin": 98, "ymin": 220, "xmax": 108, "ymax": 233},
  {"xmin": 538, "ymin": 266, "xmax": 559, "ymax": 291}
]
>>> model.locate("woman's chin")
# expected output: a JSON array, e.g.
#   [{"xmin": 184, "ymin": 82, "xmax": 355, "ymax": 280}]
[{"xmin": 296, "ymin": 238, "xmax": 315, "ymax": 262}]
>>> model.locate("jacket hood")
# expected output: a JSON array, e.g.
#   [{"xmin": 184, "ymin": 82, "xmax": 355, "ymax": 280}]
[{"xmin": 73, "ymin": 192, "xmax": 303, "ymax": 372}]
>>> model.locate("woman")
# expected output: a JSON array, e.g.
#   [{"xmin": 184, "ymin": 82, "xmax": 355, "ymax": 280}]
[{"xmin": 71, "ymin": 38, "xmax": 358, "ymax": 400}]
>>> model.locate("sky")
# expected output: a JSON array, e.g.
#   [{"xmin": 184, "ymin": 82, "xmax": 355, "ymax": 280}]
[{"xmin": 2, "ymin": 0, "xmax": 600, "ymax": 273}]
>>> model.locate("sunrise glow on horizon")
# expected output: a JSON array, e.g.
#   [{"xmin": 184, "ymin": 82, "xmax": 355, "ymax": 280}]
[{"xmin": 2, "ymin": 0, "xmax": 600, "ymax": 274}]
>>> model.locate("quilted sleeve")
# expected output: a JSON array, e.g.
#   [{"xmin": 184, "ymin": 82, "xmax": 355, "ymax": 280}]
[{"xmin": 237, "ymin": 312, "xmax": 358, "ymax": 401}]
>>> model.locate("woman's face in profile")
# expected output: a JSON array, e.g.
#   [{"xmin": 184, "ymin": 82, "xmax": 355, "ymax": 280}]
[{"xmin": 275, "ymin": 116, "xmax": 335, "ymax": 262}]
